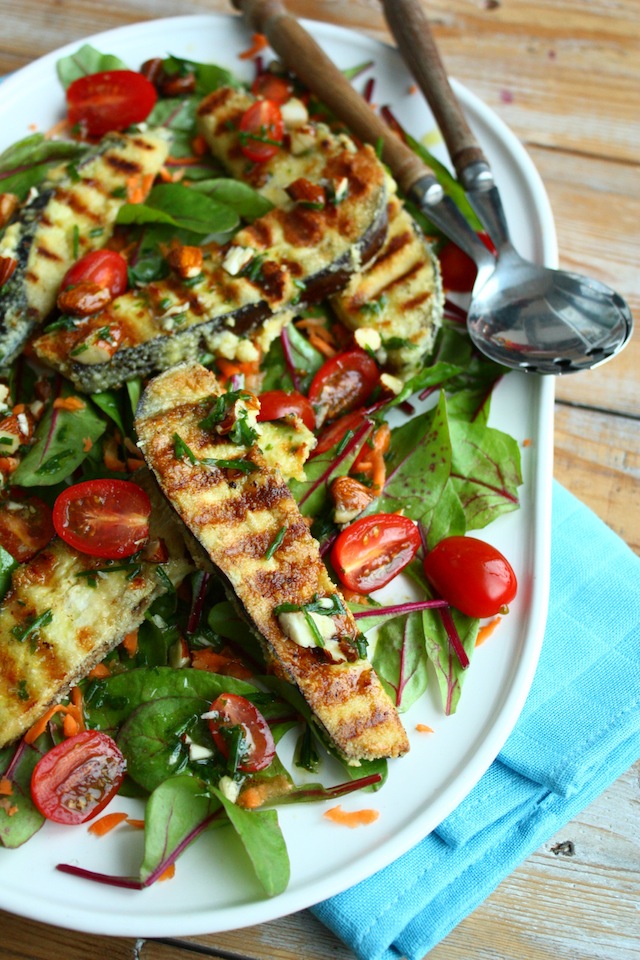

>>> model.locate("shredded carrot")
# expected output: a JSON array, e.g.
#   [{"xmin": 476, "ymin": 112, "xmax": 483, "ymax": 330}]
[
  {"xmin": 44, "ymin": 118, "xmax": 72, "ymax": 140},
  {"xmin": 238, "ymin": 32, "xmax": 268, "ymax": 60},
  {"xmin": 341, "ymin": 588, "xmax": 376, "ymax": 605},
  {"xmin": 88, "ymin": 811, "xmax": 129, "ymax": 837},
  {"xmin": 12, "ymin": 403, "xmax": 25, "ymax": 415},
  {"xmin": 308, "ymin": 332, "xmax": 337, "ymax": 358},
  {"xmin": 88, "ymin": 662, "xmax": 111, "ymax": 680},
  {"xmin": 0, "ymin": 778, "xmax": 13, "ymax": 796},
  {"xmin": 103, "ymin": 436, "xmax": 127, "ymax": 472},
  {"xmin": 476, "ymin": 616, "xmax": 502, "ymax": 647},
  {"xmin": 191, "ymin": 134, "xmax": 208, "ymax": 156},
  {"xmin": 63, "ymin": 713, "xmax": 80, "ymax": 738},
  {"xmin": 191, "ymin": 648, "xmax": 253, "ymax": 680},
  {"xmin": 121, "ymin": 630, "xmax": 139, "ymax": 657},
  {"xmin": 237, "ymin": 786, "xmax": 264, "ymax": 810},
  {"xmin": 24, "ymin": 697, "xmax": 84, "ymax": 744},
  {"xmin": 408, "ymin": 83, "xmax": 418, "ymax": 95},
  {"xmin": 323, "ymin": 805, "xmax": 380, "ymax": 828},
  {"xmin": 215, "ymin": 357, "xmax": 260, "ymax": 383},
  {"xmin": 522, "ymin": 437, "xmax": 532, "ymax": 447},
  {"xmin": 82, "ymin": 436, "xmax": 93, "ymax": 453},
  {"xmin": 352, "ymin": 423, "xmax": 390, "ymax": 493},
  {"xmin": 158, "ymin": 863, "xmax": 176, "ymax": 882},
  {"xmin": 158, "ymin": 165, "xmax": 176, "ymax": 183},
  {"xmin": 415, "ymin": 724, "xmax": 434, "ymax": 734},
  {"xmin": 0, "ymin": 456, "xmax": 19, "ymax": 475},
  {"xmin": 126, "ymin": 172, "xmax": 155, "ymax": 204},
  {"xmin": 126, "ymin": 457, "xmax": 145, "ymax": 472},
  {"xmin": 126, "ymin": 818, "xmax": 146, "ymax": 830},
  {"xmin": 52, "ymin": 396, "xmax": 86, "ymax": 412}
]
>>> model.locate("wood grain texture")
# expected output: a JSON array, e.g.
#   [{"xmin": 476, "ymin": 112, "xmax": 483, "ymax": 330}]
[{"xmin": 0, "ymin": 2, "xmax": 638, "ymax": 959}]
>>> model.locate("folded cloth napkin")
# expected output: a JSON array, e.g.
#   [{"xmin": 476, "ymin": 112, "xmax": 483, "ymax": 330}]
[{"xmin": 313, "ymin": 482, "xmax": 640, "ymax": 960}]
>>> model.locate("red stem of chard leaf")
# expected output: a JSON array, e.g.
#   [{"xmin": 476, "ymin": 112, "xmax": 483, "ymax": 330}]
[
  {"xmin": 298, "ymin": 420, "xmax": 373, "ymax": 507},
  {"xmin": 291, "ymin": 773, "xmax": 381, "ymax": 801},
  {"xmin": 438, "ymin": 606, "xmax": 470, "ymax": 670},
  {"xmin": 353, "ymin": 599, "xmax": 448, "ymax": 619},
  {"xmin": 187, "ymin": 572, "xmax": 211, "ymax": 635},
  {"xmin": 280, "ymin": 326, "xmax": 304, "ymax": 393}
]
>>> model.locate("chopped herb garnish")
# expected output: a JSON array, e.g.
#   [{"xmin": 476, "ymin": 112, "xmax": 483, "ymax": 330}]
[
  {"xmin": 11, "ymin": 609, "xmax": 53, "ymax": 644},
  {"xmin": 43, "ymin": 315, "xmax": 78, "ymax": 333},
  {"xmin": 199, "ymin": 390, "xmax": 258, "ymax": 447},
  {"xmin": 72, "ymin": 224, "xmax": 80, "ymax": 259},
  {"xmin": 360, "ymin": 294, "xmax": 388, "ymax": 316},
  {"xmin": 16, "ymin": 679, "xmax": 30, "ymax": 702},
  {"xmin": 264, "ymin": 525, "xmax": 287, "ymax": 560},
  {"xmin": 70, "ymin": 342, "xmax": 89, "ymax": 356},
  {"xmin": 173, "ymin": 431, "xmax": 257, "ymax": 473},
  {"xmin": 173, "ymin": 433, "xmax": 198, "ymax": 464}
]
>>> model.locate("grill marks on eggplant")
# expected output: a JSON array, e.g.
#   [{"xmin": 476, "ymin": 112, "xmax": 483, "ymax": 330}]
[
  {"xmin": 32, "ymin": 142, "xmax": 388, "ymax": 393},
  {"xmin": 0, "ymin": 130, "xmax": 170, "ymax": 365},
  {"xmin": 0, "ymin": 471, "xmax": 193, "ymax": 749},
  {"xmin": 135, "ymin": 362, "xmax": 409, "ymax": 762}
]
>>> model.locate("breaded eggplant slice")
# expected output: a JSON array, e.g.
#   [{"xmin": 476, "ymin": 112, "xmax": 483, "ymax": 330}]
[
  {"xmin": 0, "ymin": 129, "xmax": 170, "ymax": 365},
  {"xmin": 332, "ymin": 191, "xmax": 444, "ymax": 380},
  {"xmin": 32, "ymin": 143, "xmax": 388, "ymax": 394},
  {"xmin": 0, "ymin": 471, "xmax": 192, "ymax": 749},
  {"xmin": 197, "ymin": 86, "xmax": 361, "ymax": 205},
  {"xmin": 197, "ymin": 87, "xmax": 443, "ymax": 379},
  {"xmin": 135, "ymin": 362, "xmax": 409, "ymax": 763}
]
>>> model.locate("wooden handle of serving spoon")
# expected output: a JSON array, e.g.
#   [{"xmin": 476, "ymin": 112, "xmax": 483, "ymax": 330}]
[
  {"xmin": 230, "ymin": 0, "xmax": 433, "ymax": 197},
  {"xmin": 380, "ymin": 0, "xmax": 489, "ymax": 184}
]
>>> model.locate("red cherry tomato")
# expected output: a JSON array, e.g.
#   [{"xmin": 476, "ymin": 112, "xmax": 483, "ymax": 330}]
[
  {"xmin": 423, "ymin": 535, "xmax": 517, "ymax": 618},
  {"xmin": 52, "ymin": 479, "xmax": 151, "ymax": 560},
  {"xmin": 331, "ymin": 513, "xmax": 421, "ymax": 594},
  {"xmin": 251, "ymin": 73, "xmax": 293, "ymax": 104},
  {"xmin": 308, "ymin": 349, "xmax": 379, "ymax": 424},
  {"xmin": 438, "ymin": 232, "xmax": 496, "ymax": 293},
  {"xmin": 0, "ymin": 494, "xmax": 54, "ymax": 563},
  {"xmin": 31, "ymin": 730, "xmax": 126, "ymax": 825},
  {"xmin": 238, "ymin": 100, "xmax": 284, "ymax": 163},
  {"xmin": 257, "ymin": 390, "xmax": 316, "ymax": 432},
  {"xmin": 66, "ymin": 70, "xmax": 157, "ymax": 138},
  {"xmin": 61, "ymin": 249, "xmax": 128, "ymax": 300},
  {"xmin": 312, "ymin": 408, "xmax": 368, "ymax": 457},
  {"xmin": 207, "ymin": 693, "xmax": 275, "ymax": 773}
]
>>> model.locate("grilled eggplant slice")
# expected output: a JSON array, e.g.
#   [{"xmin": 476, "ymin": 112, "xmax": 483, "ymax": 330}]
[
  {"xmin": 0, "ymin": 129, "xmax": 170, "ymax": 366},
  {"xmin": 135, "ymin": 362, "xmax": 409, "ymax": 763},
  {"xmin": 197, "ymin": 86, "xmax": 443, "ymax": 379},
  {"xmin": 32, "ymin": 142, "xmax": 388, "ymax": 393},
  {"xmin": 0, "ymin": 471, "xmax": 192, "ymax": 749}
]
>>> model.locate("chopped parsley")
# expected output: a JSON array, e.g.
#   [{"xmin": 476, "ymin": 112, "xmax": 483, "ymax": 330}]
[{"xmin": 11, "ymin": 609, "xmax": 53, "ymax": 645}]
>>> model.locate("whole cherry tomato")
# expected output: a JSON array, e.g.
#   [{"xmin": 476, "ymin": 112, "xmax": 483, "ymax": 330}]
[
  {"xmin": 207, "ymin": 693, "xmax": 275, "ymax": 773},
  {"xmin": 438, "ymin": 232, "xmax": 496, "ymax": 293},
  {"xmin": 52, "ymin": 479, "xmax": 151, "ymax": 559},
  {"xmin": 66, "ymin": 70, "xmax": 158, "ymax": 137},
  {"xmin": 331, "ymin": 513, "xmax": 422, "ymax": 594},
  {"xmin": 423, "ymin": 535, "xmax": 517, "ymax": 618},
  {"xmin": 238, "ymin": 100, "xmax": 284, "ymax": 163},
  {"xmin": 308, "ymin": 349, "xmax": 379, "ymax": 424},
  {"xmin": 60, "ymin": 249, "xmax": 128, "ymax": 300},
  {"xmin": 31, "ymin": 730, "xmax": 126, "ymax": 825},
  {"xmin": 257, "ymin": 389, "xmax": 316, "ymax": 432}
]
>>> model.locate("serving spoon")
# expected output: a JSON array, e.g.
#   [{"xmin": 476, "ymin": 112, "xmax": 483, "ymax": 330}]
[{"xmin": 231, "ymin": 0, "xmax": 633, "ymax": 374}]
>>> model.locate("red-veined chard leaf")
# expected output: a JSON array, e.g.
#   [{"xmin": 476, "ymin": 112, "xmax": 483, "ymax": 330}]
[
  {"xmin": 422, "ymin": 607, "xmax": 479, "ymax": 716},
  {"xmin": 0, "ymin": 738, "xmax": 47, "ymax": 848},
  {"xmin": 56, "ymin": 43, "xmax": 130, "ymax": 88},
  {"xmin": 371, "ymin": 611, "xmax": 430, "ymax": 712},
  {"xmin": 449, "ymin": 418, "xmax": 522, "ymax": 529}
]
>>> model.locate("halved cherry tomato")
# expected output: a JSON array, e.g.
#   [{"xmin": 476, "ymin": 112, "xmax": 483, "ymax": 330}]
[
  {"xmin": 52, "ymin": 479, "xmax": 151, "ymax": 559},
  {"xmin": 207, "ymin": 693, "xmax": 275, "ymax": 773},
  {"xmin": 312, "ymin": 408, "xmax": 368, "ymax": 457},
  {"xmin": 308, "ymin": 349, "xmax": 379, "ymax": 424},
  {"xmin": 31, "ymin": 730, "xmax": 126, "ymax": 825},
  {"xmin": 60, "ymin": 249, "xmax": 128, "ymax": 300},
  {"xmin": 438, "ymin": 232, "xmax": 496, "ymax": 293},
  {"xmin": 257, "ymin": 390, "xmax": 315, "ymax": 432},
  {"xmin": 0, "ymin": 494, "xmax": 54, "ymax": 563},
  {"xmin": 331, "ymin": 513, "xmax": 421, "ymax": 594},
  {"xmin": 66, "ymin": 70, "xmax": 158, "ymax": 138},
  {"xmin": 238, "ymin": 100, "xmax": 284, "ymax": 163},
  {"xmin": 251, "ymin": 72, "xmax": 293, "ymax": 104},
  {"xmin": 423, "ymin": 535, "xmax": 517, "ymax": 618}
]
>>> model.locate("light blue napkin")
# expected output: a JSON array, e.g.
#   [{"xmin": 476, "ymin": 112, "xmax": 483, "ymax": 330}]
[{"xmin": 313, "ymin": 482, "xmax": 640, "ymax": 960}]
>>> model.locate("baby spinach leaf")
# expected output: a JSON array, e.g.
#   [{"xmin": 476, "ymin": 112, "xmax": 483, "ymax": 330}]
[
  {"xmin": 140, "ymin": 775, "xmax": 223, "ymax": 885},
  {"xmin": 117, "ymin": 182, "xmax": 239, "ymax": 235},
  {"xmin": 372, "ymin": 612, "xmax": 430, "ymax": 713},
  {"xmin": 13, "ymin": 388, "xmax": 106, "ymax": 486},
  {"xmin": 163, "ymin": 55, "xmax": 240, "ymax": 96},
  {"xmin": 56, "ymin": 44, "xmax": 130, "ymax": 88},
  {"xmin": 449, "ymin": 418, "xmax": 522, "ymax": 529},
  {"xmin": 212, "ymin": 787, "xmax": 290, "ymax": 897},
  {"xmin": 189, "ymin": 179, "xmax": 273, "ymax": 221},
  {"xmin": 117, "ymin": 695, "xmax": 207, "ymax": 791},
  {"xmin": 90, "ymin": 389, "xmax": 126, "ymax": 434},
  {"xmin": 0, "ymin": 545, "xmax": 17, "ymax": 601}
]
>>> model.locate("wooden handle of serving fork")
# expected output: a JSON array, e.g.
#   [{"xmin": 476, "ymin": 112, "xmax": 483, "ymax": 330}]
[
  {"xmin": 380, "ymin": 0, "xmax": 488, "ymax": 179},
  {"xmin": 230, "ymin": 0, "xmax": 436, "ymax": 197}
]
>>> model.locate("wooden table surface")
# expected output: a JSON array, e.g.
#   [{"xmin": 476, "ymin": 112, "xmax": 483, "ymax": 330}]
[{"xmin": 1, "ymin": 1, "xmax": 638, "ymax": 958}]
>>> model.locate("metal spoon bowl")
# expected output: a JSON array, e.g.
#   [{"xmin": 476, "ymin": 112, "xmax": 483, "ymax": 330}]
[{"xmin": 232, "ymin": 0, "xmax": 633, "ymax": 375}]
